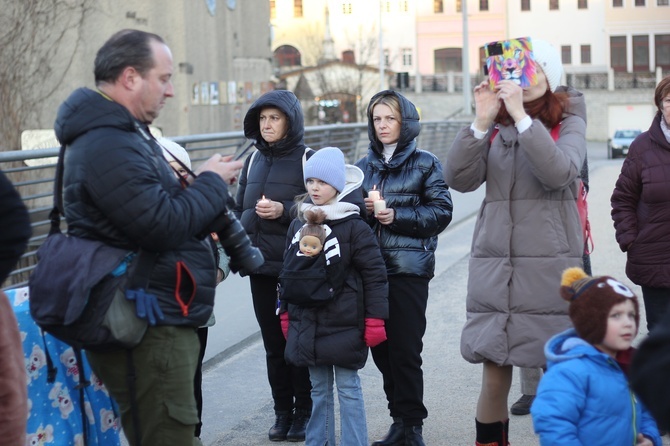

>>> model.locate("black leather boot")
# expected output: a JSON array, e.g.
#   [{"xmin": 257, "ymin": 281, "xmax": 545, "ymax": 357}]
[
  {"xmin": 475, "ymin": 418, "xmax": 509, "ymax": 446},
  {"xmin": 372, "ymin": 417, "xmax": 405, "ymax": 446},
  {"xmin": 286, "ymin": 409, "xmax": 310, "ymax": 442},
  {"xmin": 404, "ymin": 426, "xmax": 425, "ymax": 446},
  {"xmin": 269, "ymin": 412, "xmax": 292, "ymax": 441}
]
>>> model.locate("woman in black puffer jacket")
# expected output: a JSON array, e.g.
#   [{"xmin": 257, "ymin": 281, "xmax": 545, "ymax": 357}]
[
  {"xmin": 234, "ymin": 90, "xmax": 313, "ymax": 442},
  {"xmin": 355, "ymin": 90, "xmax": 453, "ymax": 446}
]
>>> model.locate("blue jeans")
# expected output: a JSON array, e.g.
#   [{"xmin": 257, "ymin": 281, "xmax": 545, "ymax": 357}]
[{"xmin": 306, "ymin": 365, "xmax": 367, "ymax": 446}]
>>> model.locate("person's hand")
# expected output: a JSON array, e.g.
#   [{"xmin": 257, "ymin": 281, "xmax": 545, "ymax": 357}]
[
  {"xmin": 255, "ymin": 198, "xmax": 284, "ymax": 220},
  {"xmin": 280, "ymin": 312, "xmax": 289, "ymax": 340},
  {"xmin": 196, "ymin": 154, "xmax": 244, "ymax": 185},
  {"xmin": 364, "ymin": 318, "xmax": 387, "ymax": 347},
  {"xmin": 473, "ymin": 80, "xmax": 500, "ymax": 131},
  {"xmin": 636, "ymin": 434, "xmax": 653, "ymax": 446},
  {"xmin": 363, "ymin": 196, "xmax": 376, "ymax": 216},
  {"xmin": 495, "ymin": 80, "xmax": 526, "ymax": 124},
  {"xmin": 375, "ymin": 208, "xmax": 394, "ymax": 226}
]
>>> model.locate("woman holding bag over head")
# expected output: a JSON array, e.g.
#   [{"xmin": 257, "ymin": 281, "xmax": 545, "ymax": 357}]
[
  {"xmin": 444, "ymin": 38, "xmax": 586, "ymax": 445},
  {"xmin": 356, "ymin": 90, "xmax": 453, "ymax": 446}
]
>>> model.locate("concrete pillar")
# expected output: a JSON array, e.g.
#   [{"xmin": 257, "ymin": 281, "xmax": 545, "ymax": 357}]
[{"xmin": 608, "ymin": 68, "xmax": 615, "ymax": 91}]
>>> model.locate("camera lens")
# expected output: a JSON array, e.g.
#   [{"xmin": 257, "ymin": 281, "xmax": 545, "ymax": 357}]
[{"xmin": 216, "ymin": 210, "xmax": 264, "ymax": 275}]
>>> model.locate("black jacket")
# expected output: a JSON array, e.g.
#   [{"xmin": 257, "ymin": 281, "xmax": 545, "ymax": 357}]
[
  {"xmin": 55, "ymin": 88, "xmax": 229, "ymax": 326},
  {"xmin": 631, "ymin": 308, "xmax": 670, "ymax": 432},
  {"xmin": 0, "ymin": 170, "xmax": 31, "ymax": 283},
  {"xmin": 283, "ymin": 166, "xmax": 388, "ymax": 369},
  {"xmin": 355, "ymin": 90, "xmax": 453, "ymax": 278},
  {"xmin": 235, "ymin": 90, "xmax": 313, "ymax": 276}
]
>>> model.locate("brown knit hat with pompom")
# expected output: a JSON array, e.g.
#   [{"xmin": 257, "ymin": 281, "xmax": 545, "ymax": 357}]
[{"xmin": 560, "ymin": 267, "xmax": 640, "ymax": 345}]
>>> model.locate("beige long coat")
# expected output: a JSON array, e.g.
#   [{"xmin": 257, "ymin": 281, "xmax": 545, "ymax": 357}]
[{"xmin": 444, "ymin": 87, "xmax": 587, "ymax": 368}]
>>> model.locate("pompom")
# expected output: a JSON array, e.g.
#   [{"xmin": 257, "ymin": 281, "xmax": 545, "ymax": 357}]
[
  {"xmin": 304, "ymin": 208, "xmax": 327, "ymax": 225},
  {"xmin": 561, "ymin": 267, "xmax": 588, "ymax": 287}
]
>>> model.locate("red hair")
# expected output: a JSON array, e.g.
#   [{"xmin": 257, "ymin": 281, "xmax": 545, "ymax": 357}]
[{"xmin": 495, "ymin": 90, "xmax": 570, "ymax": 128}]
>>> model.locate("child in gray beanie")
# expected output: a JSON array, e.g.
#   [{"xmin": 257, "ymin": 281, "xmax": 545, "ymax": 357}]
[{"xmin": 279, "ymin": 146, "xmax": 388, "ymax": 446}]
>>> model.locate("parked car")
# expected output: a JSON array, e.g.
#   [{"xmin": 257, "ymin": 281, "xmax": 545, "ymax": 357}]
[{"xmin": 607, "ymin": 129, "xmax": 642, "ymax": 159}]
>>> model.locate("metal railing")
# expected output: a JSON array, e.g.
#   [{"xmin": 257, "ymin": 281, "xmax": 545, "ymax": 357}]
[{"xmin": 1, "ymin": 119, "xmax": 469, "ymax": 289}]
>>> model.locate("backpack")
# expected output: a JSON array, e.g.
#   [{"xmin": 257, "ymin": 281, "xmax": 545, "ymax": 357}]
[
  {"xmin": 278, "ymin": 223, "xmax": 346, "ymax": 307},
  {"xmin": 490, "ymin": 123, "xmax": 593, "ymax": 255}
]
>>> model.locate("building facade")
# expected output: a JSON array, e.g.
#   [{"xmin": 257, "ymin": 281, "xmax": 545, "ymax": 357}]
[{"xmin": 22, "ymin": 0, "xmax": 273, "ymax": 146}]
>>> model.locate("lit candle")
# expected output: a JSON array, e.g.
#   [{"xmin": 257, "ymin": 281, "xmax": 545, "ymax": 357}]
[
  {"xmin": 368, "ymin": 188, "xmax": 381, "ymax": 202},
  {"xmin": 258, "ymin": 195, "xmax": 270, "ymax": 205},
  {"xmin": 373, "ymin": 199, "xmax": 386, "ymax": 216}
]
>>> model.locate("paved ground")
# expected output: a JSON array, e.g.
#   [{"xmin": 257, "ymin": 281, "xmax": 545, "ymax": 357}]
[{"xmin": 123, "ymin": 142, "xmax": 670, "ymax": 445}]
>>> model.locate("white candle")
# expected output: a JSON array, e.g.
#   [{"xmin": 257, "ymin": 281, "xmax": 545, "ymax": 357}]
[
  {"xmin": 258, "ymin": 195, "xmax": 270, "ymax": 205},
  {"xmin": 368, "ymin": 189, "xmax": 381, "ymax": 201},
  {"xmin": 373, "ymin": 199, "xmax": 386, "ymax": 216}
]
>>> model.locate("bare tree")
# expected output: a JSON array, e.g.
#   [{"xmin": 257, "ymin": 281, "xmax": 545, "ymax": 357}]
[
  {"xmin": 309, "ymin": 23, "xmax": 387, "ymax": 123},
  {"xmin": 0, "ymin": 0, "xmax": 93, "ymax": 152}
]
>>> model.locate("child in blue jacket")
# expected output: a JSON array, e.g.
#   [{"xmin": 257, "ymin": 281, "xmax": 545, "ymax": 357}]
[
  {"xmin": 531, "ymin": 267, "xmax": 661, "ymax": 446},
  {"xmin": 279, "ymin": 147, "xmax": 388, "ymax": 446}
]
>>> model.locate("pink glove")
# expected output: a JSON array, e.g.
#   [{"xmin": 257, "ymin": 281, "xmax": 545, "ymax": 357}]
[
  {"xmin": 280, "ymin": 312, "xmax": 289, "ymax": 340},
  {"xmin": 364, "ymin": 318, "xmax": 387, "ymax": 347}
]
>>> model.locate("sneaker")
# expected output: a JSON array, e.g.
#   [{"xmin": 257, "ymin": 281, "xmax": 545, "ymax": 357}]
[{"xmin": 510, "ymin": 394, "xmax": 535, "ymax": 416}]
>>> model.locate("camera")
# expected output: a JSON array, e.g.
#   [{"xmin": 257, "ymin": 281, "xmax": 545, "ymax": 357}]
[{"xmin": 215, "ymin": 209, "xmax": 264, "ymax": 275}]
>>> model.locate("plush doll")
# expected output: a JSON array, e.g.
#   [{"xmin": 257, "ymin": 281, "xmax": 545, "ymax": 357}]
[{"xmin": 299, "ymin": 209, "xmax": 327, "ymax": 257}]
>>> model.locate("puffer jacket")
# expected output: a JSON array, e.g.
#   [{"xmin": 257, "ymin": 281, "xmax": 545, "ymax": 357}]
[
  {"xmin": 56, "ymin": 88, "xmax": 229, "ymax": 326},
  {"xmin": 611, "ymin": 111, "xmax": 670, "ymax": 288},
  {"xmin": 631, "ymin": 308, "xmax": 670, "ymax": 432},
  {"xmin": 444, "ymin": 86, "xmax": 587, "ymax": 368},
  {"xmin": 283, "ymin": 165, "xmax": 388, "ymax": 370},
  {"xmin": 355, "ymin": 90, "xmax": 453, "ymax": 278},
  {"xmin": 234, "ymin": 90, "xmax": 313, "ymax": 276},
  {"xmin": 532, "ymin": 329, "xmax": 661, "ymax": 446}
]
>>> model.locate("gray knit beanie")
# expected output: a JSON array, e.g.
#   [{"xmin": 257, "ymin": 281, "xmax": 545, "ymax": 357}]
[{"xmin": 303, "ymin": 147, "xmax": 346, "ymax": 192}]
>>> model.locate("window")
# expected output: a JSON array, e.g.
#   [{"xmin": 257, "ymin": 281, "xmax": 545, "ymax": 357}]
[
  {"xmin": 578, "ymin": 0, "xmax": 588, "ymax": 8},
  {"xmin": 521, "ymin": 0, "xmax": 531, "ymax": 10},
  {"xmin": 434, "ymin": 0, "xmax": 443, "ymax": 13},
  {"xmin": 402, "ymin": 48, "xmax": 413, "ymax": 66},
  {"xmin": 270, "ymin": 0, "xmax": 276, "ymax": 19},
  {"xmin": 342, "ymin": 2, "xmax": 352, "ymax": 13},
  {"xmin": 656, "ymin": 34, "xmax": 670, "ymax": 70},
  {"xmin": 274, "ymin": 45, "xmax": 302, "ymax": 68},
  {"xmin": 399, "ymin": 0, "xmax": 409, "ymax": 12},
  {"xmin": 633, "ymin": 35, "xmax": 649, "ymax": 71},
  {"xmin": 635, "ymin": 0, "xmax": 645, "ymax": 5},
  {"xmin": 561, "ymin": 45, "xmax": 572, "ymax": 64},
  {"xmin": 581, "ymin": 45, "xmax": 591, "ymax": 64},
  {"xmin": 294, "ymin": 0, "xmax": 303, "ymax": 17},
  {"xmin": 385, "ymin": 1, "xmax": 391, "ymax": 12},
  {"xmin": 658, "ymin": 0, "xmax": 669, "ymax": 5},
  {"xmin": 480, "ymin": 0, "xmax": 489, "ymax": 10},
  {"xmin": 613, "ymin": 0, "xmax": 623, "ymax": 5},
  {"xmin": 550, "ymin": 0, "xmax": 559, "ymax": 9},
  {"xmin": 435, "ymin": 48, "xmax": 462, "ymax": 73},
  {"xmin": 456, "ymin": 0, "xmax": 462, "ymax": 12},
  {"xmin": 610, "ymin": 36, "xmax": 627, "ymax": 72}
]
